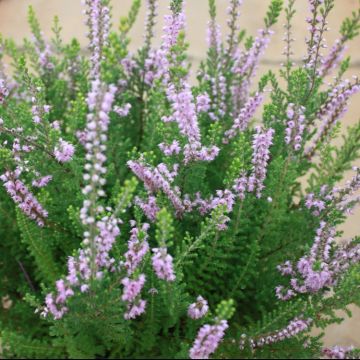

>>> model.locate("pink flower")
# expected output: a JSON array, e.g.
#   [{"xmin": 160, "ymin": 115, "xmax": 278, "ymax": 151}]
[
  {"xmin": 121, "ymin": 274, "xmax": 146, "ymax": 302},
  {"xmin": 189, "ymin": 320, "xmax": 228, "ymax": 359},
  {"xmin": 124, "ymin": 299, "xmax": 147, "ymax": 320},
  {"xmin": 188, "ymin": 296, "xmax": 209, "ymax": 320},
  {"xmin": 54, "ymin": 139, "xmax": 75, "ymax": 163},
  {"xmin": 114, "ymin": 103, "xmax": 131, "ymax": 117},
  {"xmin": 32, "ymin": 175, "xmax": 53, "ymax": 188},
  {"xmin": 152, "ymin": 247, "xmax": 176, "ymax": 282}
]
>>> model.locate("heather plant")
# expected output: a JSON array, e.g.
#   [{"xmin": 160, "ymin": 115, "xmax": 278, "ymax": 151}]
[{"xmin": 1, "ymin": 0, "xmax": 360, "ymax": 358}]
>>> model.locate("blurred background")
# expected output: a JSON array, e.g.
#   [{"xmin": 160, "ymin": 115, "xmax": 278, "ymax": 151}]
[{"xmin": 0, "ymin": 0, "xmax": 359, "ymax": 348}]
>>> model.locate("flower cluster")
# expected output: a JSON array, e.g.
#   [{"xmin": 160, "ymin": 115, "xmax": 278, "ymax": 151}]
[
  {"xmin": 322, "ymin": 345, "xmax": 354, "ymax": 359},
  {"xmin": 124, "ymin": 222, "xmax": 150, "ymax": 275},
  {"xmin": 284, "ymin": 103, "xmax": 306, "ymax": 151},
  {"xmin": 223, "ymin": 92, "xmax": 263, "ymax": 142},
  {"xmin": 54, "ymin": 139, "xmax": 75, "ymax": 163},
  {"xmin": 189, "ymin": 320, "xmax": 229, "ymax": 359},
  {"xmin": 0, "ymin": 78, "xmax": 9, "ymax": 104},
  {"xmin": 83, "ymin": 0, "xmax": 110, "ymax": 80},
  {"xmin": 32, "ymin": 175, "xmax": 53, "ymax": 188},
  {"xmin": 165, "ymin": 82, "xmax": 220, "ymax": 164},
  {"xmin": 128, "ymin": 160, "xmax": 185, "ymax": 217},
  {"xmin": 306, "ymin": 79, "xmax": 360, "ymax": 157},
  {"xmin": 248, "ymin": 126, "xmax": 275, "ymax": 197},
  {"xmin": 188, "ymin": 296, "xmax": 209, "ymax": 320},
  {"xmin": 122, "ymin": 222, "xmax": 150, "ymax": 319},
  {"xmin": 0, "ymin": 170, "xmax": 48, "ymax": 227},
  {"xmin": 2, "ymin": 0, "xmax": 360, "ymax": 358},
  {"xmin": 239, "ymin": 318, "xmax": 312, "ymax": 350},
  {"xmin": 304, "ymin": 0, "xmax": 328, "ymax": 73},
  {"xmin": 276, "ymin": 221, "xmax": 360, "ymax": 300},
  {"xmin": 320, "ymin": 39, "xmax": 346, "ymax": 77},
  {"xmin": 152, "ymin": 247, "xmax": 176, "ymax": 282}
]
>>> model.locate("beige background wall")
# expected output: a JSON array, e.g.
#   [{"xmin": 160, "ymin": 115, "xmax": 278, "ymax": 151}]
[{"xmin": 1, "ymin": 0, "xmax": 359, "ymax": 349}]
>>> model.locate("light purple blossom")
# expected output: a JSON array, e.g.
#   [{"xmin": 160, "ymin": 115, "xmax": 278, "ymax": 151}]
[
  {"xmin": 305, "ymin": 80, "xmax": 360, "ymax": 157},
  {"xmin": 159, "ymin": 140, "xmax": 181, "ymax": 156},
  {"xmin": 320, "ymin": 39, "xmax": 346, "ymax": 77},
  {"xmin": 322, "ymin": 346, "xmax": 354, "ymax": 359},
  {"xmin": 121, "ymin": 274, "xmax": 146, "ymax": 302},
  {"xmin": 32, "ymin": 175, "xmax": 53, "ymax": 188},
  {"xmin": 224, "ymin": 92, "xmax": 263, "ymax": 142},
  {"xmin": 304, "ymin": 0, "xmax": 328, "ymax": 74},
  {"xmin": 124, "ymin": 222, "xmax": 150, "ymax": 275},
  {"xmin": 188, "ymin": 296, "xmax": 209, "ymax": 320},
  {"xmin": 135, "ymin": 195, "xmax": 160, "ymax": 222},
  {"xmin": 233, "ymin": 28, "xmax": 273, "ymax": 81},
  {"xmin": 196, "ymin": 93, "xmax": 211, "ymax": 113},
  {"xmin": 128, "ymin": 160, "xmax": 185, "ymax": 216},
  {"xmin": 83, "ymin": 0, "xmax": 110, "ymax": 80},
  {"xmin": 152, "ymin": 247, "xmax": 176, "ymax": 282},
  {"xmin": 165, "ymin": 80, "xmax": 219, "ymax": 164},
  {"xmin": 0, "ymin": 78, "xmax": 9, "ymax": 104},
  {"xmin": 284, "ymin": 103, "xmax": 306, "ymax": 151},
  {"xmin": 124, "ymin": 299, "xmax": 147, "ymax": 320},
  {"xmin": 1, "ymin": 170, "xmax": 48, "ymax": 227},
  {"xmin": 54, "ymin": 139, "xmax": 75, "ymax": 163},
  {"xmin": 242, "ymin": 318, "xmax": 312, "ymax": 349},
  {"xmin": 248, "ymin": 127, "xmax": 274, "ymax": 197},
  {"xmin": 233, "ymin": 175, "xmax": 248, "ymax": 200},
  {"xmin": 114, "ymin": 103, "xmax": 131, "ymax": 117},
  {"xmin": 189, "ymin": 320, "xmax": 228, "ymax": 359}
]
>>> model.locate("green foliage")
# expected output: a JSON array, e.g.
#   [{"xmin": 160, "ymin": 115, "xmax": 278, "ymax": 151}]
[
  {"xmin": 308, "ymin": 121, "xmax": 360, "ymax": 189},
  {"xmin": 265, "ymin": 0, "xmax": 284, "ymax": 28},
  {"xmin": 119, "ymin": 0, "xmax": 142, "ymax": 36},
  {"xmin": 1, "ymin": 0, "xmax": 360, "ymax": 359},
  {"xmin": 340, "ymin": 4, "xmax": 360, "ymax": 40}
]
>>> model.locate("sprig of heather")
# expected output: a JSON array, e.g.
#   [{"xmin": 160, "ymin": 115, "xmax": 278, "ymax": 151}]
[
  {"xmin": 320, "ymin": 6, "xmax": 360, "ymax": 77},
  {"xmin": 225, "ymin": 0, "xmax": 243, "ymax": 59},
  {"xmin": 207, "ymin": 0, "xmax": 221, "ymax": 56},
  {"xmin": 0, "ymin": 170, "xmax": 48, "ymax": 227},
  {"xmin": 231, "ymin": 0, "xmax": 281, "ymax": 109},
  {"xmin": 322, "ymin": 345, "xmax": 355, "ymax": 359},
  {"xmin": 188, "ymin": 296, "xmax": 209, "ymax": 320},
  {"xmin": 305, "ymin": 78, "xmax": 360, "ymax": 158},
  {"xmin": 189, "ymin": 319, "xmax": 229, "ymax": 359},
  {"xmin": 223, "ymin": 92, "xmax": 264, "ymax": 143},
  {"xmin": 80, "ymin": 81, "xmax": 117, "ymax": 278},
  {"xmin": 284, "ymin": 103, "xmax": 306, "ymax": 151},
  {"xmin": 144, "ymin": 0, "xmax": 158, "ymax": 51},
  {"xmin": 231, "ymin": 28, "xmax": 273, "ymax": 110},
  {"xmin": 142, "ymin": 1, "xmax": 185, "ymax": 86},
  {"xmin": 304, "ymin": 0, "xmax": 330, "ymax": 73},
  {"xmin": 282, "ymin": 0, "xmax": 296, "ymax": 79},
  {"xmin": 121, "ymin": 221, "xmax": 150, "ymax": 319},
  {"xmin": 128, "ymin": 160, "xmax": 185, "ymax": 217},
  {"xmin": 152, "ymin": 247, "xmax": 176, "ymax": 281},
  {"xmin": 248, "ymin": 126, "xmax": 275, "ymax": 198},
  {"xmin": 43, "ymin": 78, "xmax": 119, "ymax": 319},
  {"xmin": 239, "ymin": 317, "xmax": 312, "ymax": 350},
  {"xmin": 305, "ymin": 168, "xmax": 360, "ymax": 217},
  {"xmin": 235, "ymin": 28, "xmax": 274, "ymax": 82},
  {"xmin": 165, "ymin": 82, "xmax": 220, "ymax": 163},
  {"xmin": 276, "ymin": 223, "xmax": 360, "ymax": 300},
  {"xmin": 124, "ymin": 221, "xmax": 150, "ymax": 275},
  {"xmin": 83, "ymin": 0, "xmax": 111, "ymax": 80},
  {"xmin": 205, "ymin": 0, "xmax": 227, "ymax": 121},
  {"xmin": 0, "ymin": 78, "xmax": 9, "ymax": 105}
]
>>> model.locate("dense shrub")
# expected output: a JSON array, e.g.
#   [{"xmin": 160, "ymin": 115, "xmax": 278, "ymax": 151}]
[{"xmin": 1, "ymin": 0, "xmax": 360, "ymax": 358}]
